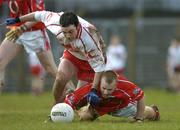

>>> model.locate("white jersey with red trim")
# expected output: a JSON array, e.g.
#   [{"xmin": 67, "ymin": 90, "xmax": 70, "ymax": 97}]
[
  {"xmin": 167, "ymin": 44, "xmax": 180, "ymax": 70},
  {"xmin": 34, "ymin": 11, "xmax": 106, "ymax": 72},
  {"xmin": 106, "ymin": 44, "xmax": 127, "ymax": 70}
]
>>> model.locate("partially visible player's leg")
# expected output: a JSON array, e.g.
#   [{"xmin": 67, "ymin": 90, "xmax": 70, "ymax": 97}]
[
  {"xmin": 28, "ymin": 52, "xmax": 45, "ymax": 96},
  {"xmin": 36, "ymin": 49, "xmax": 57, "ymax": 78},
  {"xmin": 53, "ymin": 58, "xmax": 77, "ymax": 104},
  {"xmin": 31, "ymin": 74, "xmax": 44, "ymax": 96},
  {"xmin": 0, "ymin": 39, "xmax": 23, "ymax": 92},
  {"xmin": 65, "ymin": 73, "xmax": 93, "ymax": 95},
  {"xmin": 63, "ymin": 80, "xmax": 76, "ymax": 95},
  {"xmin": 76, "ymin": 80, "xmax": 89, "ymax": 89}
]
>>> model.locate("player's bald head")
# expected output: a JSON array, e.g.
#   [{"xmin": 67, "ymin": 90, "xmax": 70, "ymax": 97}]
[
  {"xmin": 102, "ymin": 70, "xmax": 117, "ymax": 84},
  {"xmin": 100, "ymin": 71, "xmax": 117, "ymax": 98}
]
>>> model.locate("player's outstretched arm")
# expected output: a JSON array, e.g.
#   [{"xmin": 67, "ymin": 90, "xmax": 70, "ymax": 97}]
[
  {"xmin": 5, "ymin": 12, "xmax": 37, "ymax": 26},
  {"xmin": 19, "ymin": 12, "xmax": 37, "ymax": 22},
  {"xmin": 134, "ymin": 97, "xmax": 145, "ymax": 122}
]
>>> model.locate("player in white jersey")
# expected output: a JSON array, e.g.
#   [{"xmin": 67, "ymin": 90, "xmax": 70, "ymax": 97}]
[
  {"xmin": 106, "ymin": 34, "xmax": 127, "ymax": 75},
  {"xmin": 167, "ymin": 36, "xmax": 180, "ymax": 93},
  {"xmin": 6, "ymin": 11, "xmax": 107, "ymax": 105}
]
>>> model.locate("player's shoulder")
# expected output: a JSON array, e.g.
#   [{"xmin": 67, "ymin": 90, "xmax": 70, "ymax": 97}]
[
  {"xmin": 78, "ymin": 17, "xmax": 96, "ymax": 31},
  {"xmin": 88, "ymin": 25, "xmax": 98, "ymax": 34},
  {"xmin": 41, "ymin": 10, "xmax": 62, "ymax": 17},
  {"xmin": 117, "ymin": 76, "xmax": 137, "ymax": 87}
]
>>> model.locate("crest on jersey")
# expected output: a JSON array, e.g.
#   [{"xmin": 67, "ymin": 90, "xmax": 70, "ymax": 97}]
[{"xmin": 133, "ymin": 88, "xmax": 141, "ymax": 95}]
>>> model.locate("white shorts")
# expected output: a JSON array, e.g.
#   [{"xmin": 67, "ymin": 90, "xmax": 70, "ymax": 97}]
[
  {"xmin": 108, "ymin": 103, "xmax": 137, "ymax": 118},
  {"xmin": 16, "ymin": 30, "xmax": 50, "ymax": 53}
]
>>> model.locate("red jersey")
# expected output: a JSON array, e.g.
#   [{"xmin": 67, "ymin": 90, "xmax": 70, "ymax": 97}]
[
  {"xmin": 0, "ymin": 0, "xmax": 2, "ymax": 6},
  {"xmin": 64, "ymin": 75, "xmax": 144, "ymax": 116},
  {"xmin": 7, "ymin": 0, "xmax": 45, "ymax": 29}
]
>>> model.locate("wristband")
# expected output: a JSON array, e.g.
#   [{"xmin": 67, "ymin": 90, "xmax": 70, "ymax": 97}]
[
  {"xmin": 15, "ymin": 17, "xmax": 21, "ymax": 23},
  {"xmin": 20, "ymin": 24, "xmax": 28, "ymax": 32}
]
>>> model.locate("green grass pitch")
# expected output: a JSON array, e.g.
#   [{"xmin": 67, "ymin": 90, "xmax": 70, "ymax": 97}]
[{"xmin": 0, "ymin": 89, "xmax": 180, "ymax": 130}]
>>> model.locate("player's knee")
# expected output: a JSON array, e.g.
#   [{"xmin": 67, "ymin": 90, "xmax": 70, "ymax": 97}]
[{"xmin": 55, "ymin": 71, "xmax": 69, "ymax": 83}]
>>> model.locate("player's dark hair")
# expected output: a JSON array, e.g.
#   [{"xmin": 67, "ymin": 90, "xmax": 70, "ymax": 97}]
[
  {"xmin": 102, "ymin": 70, "xmax": 117, "ymax": 84},
  {"xmin": 60, "ymin": 11, "xmax": 79, "ymax": 27}
]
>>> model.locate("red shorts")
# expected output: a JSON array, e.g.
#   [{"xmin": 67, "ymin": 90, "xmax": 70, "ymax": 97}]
[{"xmin": 63, "ymin": 50, "xmax": 95, "ymax": 82}]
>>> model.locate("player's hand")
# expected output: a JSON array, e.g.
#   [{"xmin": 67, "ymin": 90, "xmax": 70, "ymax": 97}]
[
  {"xmin": 87, "ymin": 88, "xmax": 100, "ymax": 106},
  {"xmin": 130, "ymin": 117, "xmax": 143, "ymax": 123},
  {"xmin": 5, "ymin": 17, "xmax": 21, "ymax": 25},
  {"xmin": 5, "ymin": 27, "xmax": 23, "ymax": 42}
]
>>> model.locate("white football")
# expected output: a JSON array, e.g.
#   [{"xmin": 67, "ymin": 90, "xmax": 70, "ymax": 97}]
[{"xmin": 50, "ymin": 103, "xmax": 74, "ymax": 123}]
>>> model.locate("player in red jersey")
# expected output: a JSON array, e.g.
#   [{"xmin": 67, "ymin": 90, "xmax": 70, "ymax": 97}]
[
  {"xmin": 64, "ymin": 70, "xmax": 160, "ymax": 122},
  {"xmin": 0, "ymin": 0, "xmax": 57, "ymax": 92}
]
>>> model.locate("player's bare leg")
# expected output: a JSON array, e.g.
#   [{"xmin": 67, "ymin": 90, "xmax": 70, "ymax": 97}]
[
  {"xmin": 31, "ymin": 75, "xmax": 44, "ymax": 96},
  {"xmin": 52, "ymin": 58, "xmax": 77, "ymax": 104},
  {"xmin": 62, "ymin": 80, "xmax": 90, "ymax": 102},
  {"xmin": 59, "ymin": 80, "xmax": 76, "ymax": 102},
  {"xmin": 0, "ymin": 39, "xmax": 23, "ymax": 93},
  {"xmin": 64, "ymin": 78, "xmax": 89, "ymax": 96},
  {"xmin": 36, "ymin": 50, "xmax": 57, "ymax": 78},
  {"xmin": 63, "ymin": 80, "xmax": 76, "ymax": 95}
]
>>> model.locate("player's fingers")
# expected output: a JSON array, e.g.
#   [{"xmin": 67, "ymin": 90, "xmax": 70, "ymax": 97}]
[
  {"xmin": 11, "ymin": 37, "xmax": 17, "ymax": 42},
  {"xmin": 13, "ymin": 34, "xmax": 19, "ymax": 42},
  {"xmin": 5, "ymin": 29, "xmax": 20, "ymax": 42},
  {"xmin": 5, "ymin": 31, "xmax": 14, "ymax": 40},
  {"xmin": 6, "ymin": 30, "xmax": 17, "ymax": 38},
  {"xmin": 6, "ymin": 35, "xmax": 14, "ymax": 41},
  {"xmin": 6, "ymin": 33, "xmax": 14, "ymax": 41},
  {"xmin": 5, "ymin": 30, "xmax": 14, "ymax": 37}
]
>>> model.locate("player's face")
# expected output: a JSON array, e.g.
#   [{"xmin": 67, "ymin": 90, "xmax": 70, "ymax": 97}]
[
  {"xmin": 100, "ymin": 78, "xmax": 116, "ymax": 98},
  {"xmin": 61, "ymin": 25, "xmax": 78, "ymax": 41}
]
